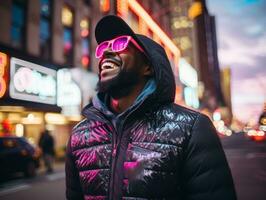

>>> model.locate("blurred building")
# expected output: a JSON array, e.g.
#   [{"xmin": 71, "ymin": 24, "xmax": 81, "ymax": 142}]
[
  {"xmin": 0, "ymin": 0, "xmax": 183, "ymax": 156},
  {"xmin": 0, "ymin": 0, "xmax": 100, "ymax": 155},
  {"xmin": 170, "ymin": 0, "xmax": 225, "ymax": 113},
  {"xmin": 220, "ymin": 67, "xmax": 233, "ymax": 124}
]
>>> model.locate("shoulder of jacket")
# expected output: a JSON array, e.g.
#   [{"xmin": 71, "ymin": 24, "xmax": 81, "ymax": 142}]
[
  {"xmin": 156, "ymin": 103, "xmax": 201, "ymax": 125},
  {"xmin": 71, "ymin": 118, "xmax": 90, "ymax": 134}
]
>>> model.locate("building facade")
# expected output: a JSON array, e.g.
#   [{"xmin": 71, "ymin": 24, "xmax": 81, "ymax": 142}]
[
  {"xmin": 170, "ymin": 0, "xmax": 225, "ymax": 113},
  {"xmin": 0, "ymin": 0, "xmax": 183, "ymax": 157},
  {"xmin": 0, "ymin": 0, "xmax": 100, "ymax": 156}
]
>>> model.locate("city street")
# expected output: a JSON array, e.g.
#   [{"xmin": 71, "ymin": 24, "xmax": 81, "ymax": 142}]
[
  {"xmin": 221, "ymin": 133, "xmax": 266, "ymax": 200},
  {"xmin": 0, "ymin": 162, "xmax": 66, "ymax": 200},
  {"xmin": 0, "ymin": 133, "xmax": 265, "ymax": 200}
]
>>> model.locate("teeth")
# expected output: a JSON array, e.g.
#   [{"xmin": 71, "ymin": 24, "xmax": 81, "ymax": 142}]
[{"xmin": 101, "ymin": 62, "xmax": 118, "ymax": 70}]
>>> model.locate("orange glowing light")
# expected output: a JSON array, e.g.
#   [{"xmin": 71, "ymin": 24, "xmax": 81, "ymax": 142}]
[
  {"xmin": 188, "ymin": 2, "xmax": 202, "ymax": 20},
  {"xmin": 125, "ymin": 0, "xmax": 180, "ymax": 58},
  {"xmin": 0, "ymin": 52, "xmax": 7, "ymax": 98},
  {"xmin": 117, "ymin": 0, "xmax": 128, "ymax": 16},
  {"xmin": 100, "ymin": 0, "xmax": 110, "ymax": 13},
  {"xmin": 81, "ymin": 29, "xmax": 89, "ymax": 37},
  {"xmin": 0, "ymin": 52, "xmax": 7, "ymax": 75},
  {"xmin": 0, "ymin": 78, "xmax": 6, "ymax": 98},
  {"xmin": 82, "ymin": 56, "xmax": 89, "ymax": 67}
]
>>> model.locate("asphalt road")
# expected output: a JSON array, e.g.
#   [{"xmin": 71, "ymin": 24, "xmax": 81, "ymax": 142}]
[
  {"xmin": 0, "ymin": 163, "xmax": 66, "ymax": 200},
  {"xmin": 221, "ymin": 132, "xmax": 266, "ymax": 200},
  {"xmin": 0, "ymin": 133, "xmax": 265, "ymax": 200}
]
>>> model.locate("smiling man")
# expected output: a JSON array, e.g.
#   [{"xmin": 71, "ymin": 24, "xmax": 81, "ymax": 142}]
[{"xmin": 65, "ymin": 15, "xmax": 236, "ymax": 200}]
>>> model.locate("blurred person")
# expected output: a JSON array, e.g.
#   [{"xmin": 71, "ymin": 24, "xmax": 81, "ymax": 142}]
[
  {"xmin": 39, "ymin": 129, "xmax": 55, "ymax": 173},
  {"xmin": 65, "ymin": 15, "xmax": 236, "ymax": 200}
]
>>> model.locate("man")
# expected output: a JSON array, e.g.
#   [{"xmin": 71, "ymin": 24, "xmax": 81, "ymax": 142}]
[
  {"xmin": 39, "ymin": 129, "xmax": 55, "ymax": 173},
  {"xmin": 65, "ymin": 15, "xmax": 236, "ymax": 200}
]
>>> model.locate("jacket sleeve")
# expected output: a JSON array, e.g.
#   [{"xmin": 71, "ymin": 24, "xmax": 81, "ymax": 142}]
[
  {"xmin": 182, "ymin": 113, "xmax": 237, "ymax": 200},
  {"xmin": 65, "ymin": 135, "xmax": 84, "ymax": 200}
]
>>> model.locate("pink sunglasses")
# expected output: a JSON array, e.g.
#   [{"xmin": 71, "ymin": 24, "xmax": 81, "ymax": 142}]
[{"xmin": 95, "ymin": 35, "xmax": 144, "ymax": 59}]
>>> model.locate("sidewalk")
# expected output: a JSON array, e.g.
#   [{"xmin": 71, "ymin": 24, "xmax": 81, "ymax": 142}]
[{"xmin": 37, "ymin": 160, "xmax": 65, "ymax": 176}]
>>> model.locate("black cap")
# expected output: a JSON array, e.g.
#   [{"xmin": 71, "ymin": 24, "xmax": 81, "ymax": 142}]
[{"xmin": 95, "ymin": 15, "xmax": 148, "ymax": 55}]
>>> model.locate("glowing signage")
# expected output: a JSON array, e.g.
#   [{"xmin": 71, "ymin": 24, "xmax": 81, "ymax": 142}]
[
  {"xmin": 184, "ymin": 87, "xmax": 199, "ymax": 109},
  {"xmin": 178, "ymin": 58, "xmax": 198, "ymax": 88},
  {"xmin": 10, "ymin": 57, "xmax": 56, "ymax": 104},
  {"xmin": 57, "ymin": 68, "xmax": 81, "ymax": 107},
  {"xmin": 0, "ymin": 52, "xmax": 7, "ymax": 98}
]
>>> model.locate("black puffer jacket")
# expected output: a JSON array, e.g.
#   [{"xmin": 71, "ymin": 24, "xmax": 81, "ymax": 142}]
[{"xmin": 65, "ymin": 35, "xmax": 236, "ymax": 200}]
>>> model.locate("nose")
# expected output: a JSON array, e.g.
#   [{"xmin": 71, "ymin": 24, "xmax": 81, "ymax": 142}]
[{"xmin": 102, "ymin": 47, "xmax": 116, "ymax": 58}]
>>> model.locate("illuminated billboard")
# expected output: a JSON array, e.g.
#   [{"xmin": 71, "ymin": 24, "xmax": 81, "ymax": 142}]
[{"xmin": 10, "ymin": 57, "xmax": 57, "ymax": 104}]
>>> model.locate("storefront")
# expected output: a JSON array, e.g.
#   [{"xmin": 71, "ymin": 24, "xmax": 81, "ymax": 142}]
[
  {"xmin": 0, "ymin": 50, "xmax": 82, "ymax": 158},
  {"xmin": 116, "ymin": 0, "xmax": 183, "ymax": 103}
]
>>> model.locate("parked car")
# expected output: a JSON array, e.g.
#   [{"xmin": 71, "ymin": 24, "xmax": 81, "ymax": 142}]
[{"xmin": 0, "ymin": 136, "xmax": 40, "ymax": 179}]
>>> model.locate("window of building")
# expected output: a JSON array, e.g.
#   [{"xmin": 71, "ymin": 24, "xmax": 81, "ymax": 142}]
[
  {"xmin": 40, "ymin": 0, "xmax": 52, "ymax": 60},
  {"xmin": 11, "ymin": 0, "xmax": 27, "ymax": 48},
  {"xmin": 62, "ymin": 5, "xmax": 74, "ymax": 66},
  {"xmin": 80, "ymin": 18, "xmax": 90, "ymax": 69}
]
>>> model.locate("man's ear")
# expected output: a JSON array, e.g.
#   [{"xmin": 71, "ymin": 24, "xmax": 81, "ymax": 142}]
[{"xmin": 143, "ymin": 64, "xmax": 153, "ymax": 76}]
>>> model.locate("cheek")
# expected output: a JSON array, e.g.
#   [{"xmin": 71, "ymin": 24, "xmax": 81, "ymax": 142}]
[{"xmin": 120, "ymin": 54, "xmax": 136, "ymax": 69}]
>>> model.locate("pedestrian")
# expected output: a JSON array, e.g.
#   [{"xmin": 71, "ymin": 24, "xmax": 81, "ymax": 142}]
[
  {"xmin": 65, "ymin": 15, "xmax": 237, "ymax": 200},
  {"xmin": 39, "ymin": 129, "xmax": 55, "ymax": 173}
]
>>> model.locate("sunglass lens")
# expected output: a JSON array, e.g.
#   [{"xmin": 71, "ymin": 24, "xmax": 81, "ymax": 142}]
[
  {"xmin": 112, "ymin": 37, "xmax": 128, "ymax": 52},
  {"xmin": 96, "ymin": 42, "xmax": 109, "ymax": 58}
]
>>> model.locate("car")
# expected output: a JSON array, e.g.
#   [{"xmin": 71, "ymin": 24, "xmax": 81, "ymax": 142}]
[
  {"xmin": 0, "ymin": 136, "xmax": 40, "ymax": 180},
  {"xmin": 244, "ymin": 125, "xmax": 266, "ymax": 142}
]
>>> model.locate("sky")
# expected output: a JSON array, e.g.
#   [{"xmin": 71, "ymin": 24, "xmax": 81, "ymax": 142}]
[{"xmin": 206, "ymin": 0, "xmax": 266, "ymax": 123}]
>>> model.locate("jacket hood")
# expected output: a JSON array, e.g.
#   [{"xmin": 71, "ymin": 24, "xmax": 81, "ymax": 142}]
[{"xmin": 136, "ymin": 34, "xmax": 176, "ymax": 104}]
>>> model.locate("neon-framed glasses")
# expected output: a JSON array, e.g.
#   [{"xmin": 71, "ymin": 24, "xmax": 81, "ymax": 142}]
[{"xmin": 95, "ymin": 35, "xmax": 145, "ymax": 59}]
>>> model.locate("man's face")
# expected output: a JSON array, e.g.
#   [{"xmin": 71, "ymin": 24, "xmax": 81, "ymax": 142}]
[{"xmin": 97, "ymin": 40, "xmax": 149, "ymax": 98}]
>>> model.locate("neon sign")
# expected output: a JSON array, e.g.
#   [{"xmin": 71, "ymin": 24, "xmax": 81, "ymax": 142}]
[
  {"xmin": 0, "ymin": 52, "xmax": 7, "ymax": 98},
  {"xmin": 178, "ymin": 58, "xmax": 198, "ymax": 88},
  {"xmin": 10, "ymin": 57, "xmax": 56, "ymax": 104}
]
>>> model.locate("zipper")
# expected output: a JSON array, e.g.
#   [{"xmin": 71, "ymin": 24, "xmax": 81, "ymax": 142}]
[
  {"xmin": 110, "ymin": 100, "xmax": 151, "ymax": 199},
  {"xmin": 109, "ymin": 118, "xmax": 124, "ymax": 199},
  {"xmin": 112, "ymin": 143, "xmax": 117, "ymax": 157}
]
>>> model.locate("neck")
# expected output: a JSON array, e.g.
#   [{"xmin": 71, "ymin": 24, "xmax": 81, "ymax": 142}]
[{"xmin": 110, "ymin": 80, "xmax": 147, "ymax": 113}]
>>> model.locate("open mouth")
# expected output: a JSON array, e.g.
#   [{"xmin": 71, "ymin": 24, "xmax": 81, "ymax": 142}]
[
  {"xmin": 101, "ymin": 61, "xmax": 119, "ymax": 70},
  {"xmin": 99, "ymin": 59, "xmax": 121, "ymax": 80}
]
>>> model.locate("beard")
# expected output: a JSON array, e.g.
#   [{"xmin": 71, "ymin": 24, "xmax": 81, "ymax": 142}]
[{"xmin": 97, "ymin": 68, "xmax": 140, "ymax": 99}]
